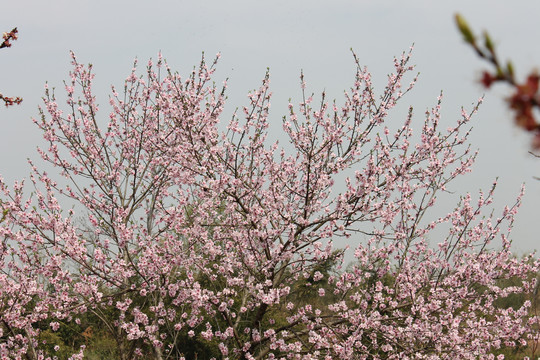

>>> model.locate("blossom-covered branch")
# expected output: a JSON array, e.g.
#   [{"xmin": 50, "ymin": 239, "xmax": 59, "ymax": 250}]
[{"xmin": 0, "ymin": 27, "xmax": 22, "ymax": 108}]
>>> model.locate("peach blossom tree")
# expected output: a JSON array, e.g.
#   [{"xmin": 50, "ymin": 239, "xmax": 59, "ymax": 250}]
[{"xmin": 0, "ymin": 49, "xmax": 538, "ymax": 359}]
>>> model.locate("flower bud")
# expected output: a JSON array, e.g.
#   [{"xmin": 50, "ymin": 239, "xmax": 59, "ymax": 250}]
[
  {"xmin": 483, "ymin": 31, "xmax": 495, "ymax": 54},
  {"xmin": 455, "ymin": 14, "xmax": 475, "ymax": 44},
  {"xmin": 506, "ymin": 61, "xmax": 515, "ymax": 80}
]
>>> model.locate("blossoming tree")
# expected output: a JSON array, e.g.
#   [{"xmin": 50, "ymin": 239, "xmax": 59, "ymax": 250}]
[{"xmin": 0, "ymin": 49, "xmax": 538, "ymax": 359}]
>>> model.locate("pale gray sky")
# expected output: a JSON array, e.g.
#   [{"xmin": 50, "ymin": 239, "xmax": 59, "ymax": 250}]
[{"xmin": 1, "ymin": 1, "xmax": 539, "ymax": 253}]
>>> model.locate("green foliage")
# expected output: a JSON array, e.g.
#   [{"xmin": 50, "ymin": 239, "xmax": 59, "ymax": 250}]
[
  {"xmin": 38, "ymin": 330, "xmax": 74, "ymax": 359},
  {"xmin": 25, "ymin": 253, "xmax": 539, "ymax": 359},
  {"xmin": 83, "ymin": 332, "xmax": 118, "ymax": 360}
]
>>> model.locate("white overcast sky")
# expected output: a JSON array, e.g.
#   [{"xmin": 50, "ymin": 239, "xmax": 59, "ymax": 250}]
[{"xmin": 0, "ymin": 0, "xmax": 539, "ymax": 254}]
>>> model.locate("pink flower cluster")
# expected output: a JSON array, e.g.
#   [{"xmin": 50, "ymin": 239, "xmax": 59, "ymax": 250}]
[{"xmin": 0, "ymin": 28, "xmax": 18, "ymax": 49}]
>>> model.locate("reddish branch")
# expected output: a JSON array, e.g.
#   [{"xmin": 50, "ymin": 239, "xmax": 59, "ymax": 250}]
[{"xmin": 456, "ymin": 14, "xmax": 540, "ymax": 148}]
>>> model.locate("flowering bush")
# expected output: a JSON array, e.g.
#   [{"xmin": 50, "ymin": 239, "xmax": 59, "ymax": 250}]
[{"xmin": 0, "ymin": 49, "xmax": 538, "ymax": 359}]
